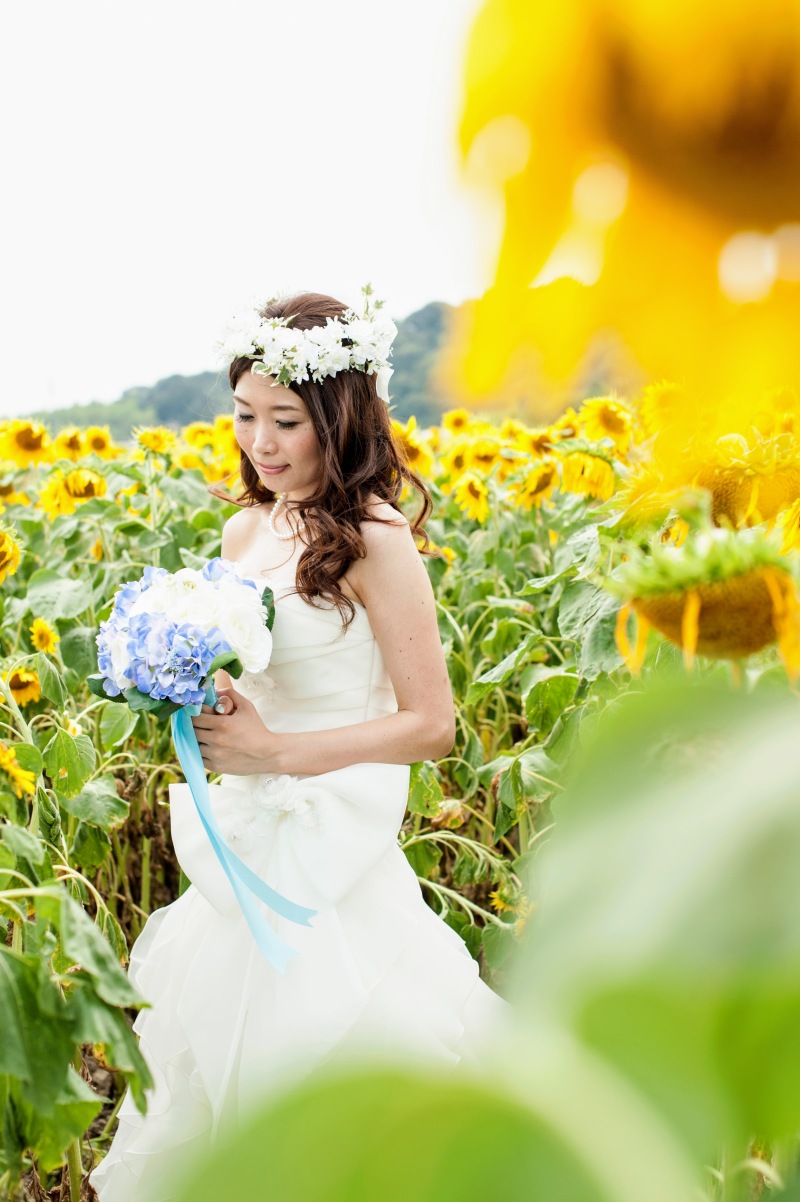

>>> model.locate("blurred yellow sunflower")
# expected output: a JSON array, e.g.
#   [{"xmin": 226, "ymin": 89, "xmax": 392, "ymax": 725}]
[
  {"xmin": 183, "ymin": 421, "xmax": 217, "ymax": 451},
  {"xmin": 0, "ymin": 741, "xmax": 36, "ymax": 798},
  {"xmin": 0, "ymin": 420, "xmax": 52, "ymax": 468},
  {"xmin": 30, "ymin": 617, "xmax": 60, "ymax": 654},
  {"xmin": 391, "ymin": 416, "xmax": 435, "ymax": 479},
  {"xmin": 84, "ymin": 425, "xmax": 119, "ymax": 458},
  {"xmin": 4, "ymin": 668, "xmax": 41, "ymax": 706},
  {"xmin": 135, "ymin": 426, "xmax": 177, "ymax": 455},
  {"xmin": 0, "ymin": 528, "xmax": 22, "ymax": 583},
  {"xmin": 561, "ymin": 452, "xmax": 615, "ymax": 500},
  {"xmin": 453, "ymin": 472, "xmax": 490, "ymax": 523},
  {"xmin": 468, "ymin": 437, "xmax": 502, "ymax": 474},
  {"xmin": 38, "ymin": 468, "xmax": 107, "ymax": 518},
  {"xmin": 508, "ymin": 461, "xmax": 559, "ymax": 509},
  {"xmin": 52, "ymin": 426, "xmax": 85, "ymax": 462},
  {"xmin": 579, "ymin": 396, "xmax": 633, "ymax": 454},
  {"xmin": 441, "ymin": 408, "xmax": 472, "ymax": 435}
]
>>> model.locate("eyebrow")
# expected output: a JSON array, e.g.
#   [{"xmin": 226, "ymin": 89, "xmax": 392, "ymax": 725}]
[{"xmin": 232, "ymin": 395, "xmax": 303, "ymax": 413}]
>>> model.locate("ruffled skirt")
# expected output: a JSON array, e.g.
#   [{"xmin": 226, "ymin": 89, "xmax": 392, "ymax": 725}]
[{"xmin": 89, "ymin": 764, "xmax": 512, "ymax": 1202}]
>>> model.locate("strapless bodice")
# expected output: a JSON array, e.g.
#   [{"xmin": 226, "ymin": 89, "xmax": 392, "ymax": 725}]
[{"xmin": 230, "ymin": 566, "xmax": 398, "ymax": 735}]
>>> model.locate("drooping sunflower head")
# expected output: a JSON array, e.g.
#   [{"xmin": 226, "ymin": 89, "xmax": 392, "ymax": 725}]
[
  {"xmin": 37, "ymin": 468, "xmax": 107, "ymax": 518},
  {"xmin": 508, "ymin": 460, "xmax": 559, "ymax": 510},
  {"xmin": 561, "ymin": 451, "xmax": 616, "ymax": 501}
]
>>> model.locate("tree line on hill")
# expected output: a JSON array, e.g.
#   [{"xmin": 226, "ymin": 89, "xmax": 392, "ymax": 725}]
[{"xmin": 27, "ymin": 302, "xmax": 459, "ymax": 440}]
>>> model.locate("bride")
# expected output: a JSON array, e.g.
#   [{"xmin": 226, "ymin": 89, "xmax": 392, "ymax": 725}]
[{"xmin": 89, "ymin": 288, "xmax": 512, "ymax": 1202}]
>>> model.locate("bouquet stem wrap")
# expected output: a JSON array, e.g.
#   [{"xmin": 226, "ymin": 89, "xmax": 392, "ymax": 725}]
[{"xmin": 170, "ymin": 683, "xmax": 318, "ymax": 972}]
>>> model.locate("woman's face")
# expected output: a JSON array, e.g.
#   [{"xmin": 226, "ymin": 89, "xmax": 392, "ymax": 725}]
[{"xmin": 232, "ymin": 369, "xmax": 324, "ymax": 501}]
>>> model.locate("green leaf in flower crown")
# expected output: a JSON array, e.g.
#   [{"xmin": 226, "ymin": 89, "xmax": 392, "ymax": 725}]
[
  {"xmin": 57, "ymin": 776, "xmax": 128, "ymax": 831},
  {"xmin": 208, "ymin": 651, "xmax": 243, "ymax": 679},
  {"xmin": 99, "ymin": 701, "xmax": 139, "ymax": 748},
  {"xmin": 35, "ymin": 651, "xmax": 67, "ymax": 707},
  {"xmin": 42, "ymin": 730, "xmax": 96, "ymax": 797}
]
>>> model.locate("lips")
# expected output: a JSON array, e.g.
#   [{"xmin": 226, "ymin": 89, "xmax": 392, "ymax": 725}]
[{"xmin": 256, "ymin": 463, "xmax": 288, "ymax": 474}]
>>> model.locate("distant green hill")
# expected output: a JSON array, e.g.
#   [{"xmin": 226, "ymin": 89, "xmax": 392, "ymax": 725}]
[{"xmin": 27, "ymin": 301, "xmax": 457, "ymax": 440}]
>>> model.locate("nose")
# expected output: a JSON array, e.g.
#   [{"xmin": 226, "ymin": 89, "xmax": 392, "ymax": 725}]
[{"xmin": 252, "ymin": 424, "xmax": 279, "ymax": 456}]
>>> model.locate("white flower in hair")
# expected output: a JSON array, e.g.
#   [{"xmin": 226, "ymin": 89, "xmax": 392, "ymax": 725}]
[{"xmin": 215, "ymin": 283, "xmax": 397, "ymax": 401}]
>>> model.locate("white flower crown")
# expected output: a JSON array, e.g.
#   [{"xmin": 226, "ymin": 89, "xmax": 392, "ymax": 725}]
[{"xmin": 215, "ymin": 283, "xmax": 396, "ymax": 403}]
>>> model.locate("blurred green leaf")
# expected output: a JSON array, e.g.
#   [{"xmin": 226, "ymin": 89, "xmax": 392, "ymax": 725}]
[
  {"xmin": 42, "ymin": 730, "xmax": 96, "ymax": 797},
  {"xmin": 57, "ymin": 777, "xmax": 128, "ymax": 831}
]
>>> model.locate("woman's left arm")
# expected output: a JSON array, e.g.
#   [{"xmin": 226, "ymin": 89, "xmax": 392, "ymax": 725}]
[{"xmin": 192, "ymin": 514, "xmax": 456, "ymax": 775}]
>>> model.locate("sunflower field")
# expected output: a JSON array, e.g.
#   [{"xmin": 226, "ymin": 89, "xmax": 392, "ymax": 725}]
[{"xmin": 3, "ymin": 375, "xmax": 800, "ymax": 1198}]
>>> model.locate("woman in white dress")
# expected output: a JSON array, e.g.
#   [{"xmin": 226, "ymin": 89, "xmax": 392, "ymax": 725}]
[{"xmin": 89, "ymin": 289, "xmax": 512, "ymax": 1202}]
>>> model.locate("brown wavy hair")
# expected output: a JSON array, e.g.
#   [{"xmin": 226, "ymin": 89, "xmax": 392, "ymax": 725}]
[{"xmin": 209, "ymin": 291, "xmax": 433, "ymax": 631}]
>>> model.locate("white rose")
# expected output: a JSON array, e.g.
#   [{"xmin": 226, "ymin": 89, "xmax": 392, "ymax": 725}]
[{"xmin": 217, "ymin": 602, "xmax": 273, "ymax": 672}]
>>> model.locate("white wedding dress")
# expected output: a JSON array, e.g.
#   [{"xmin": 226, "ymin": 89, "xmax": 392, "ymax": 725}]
[{"xmin": 90, "ymin": 550, "xmax": 512, "ymax": 1201}]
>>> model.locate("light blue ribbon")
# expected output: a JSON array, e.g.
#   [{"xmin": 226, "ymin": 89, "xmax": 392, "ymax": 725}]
[{"xmin": 170, "ymin": 683, "xmax": 318, "ymax": 972}]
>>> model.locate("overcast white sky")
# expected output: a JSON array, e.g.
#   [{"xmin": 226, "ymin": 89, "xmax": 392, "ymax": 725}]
[{"xmin": 2, "ymin": 0, "xmax": 497, "ymax": 419}]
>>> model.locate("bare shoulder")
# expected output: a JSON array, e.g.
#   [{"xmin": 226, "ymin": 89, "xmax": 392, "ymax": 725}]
[
  {"xmin": 359, "ymin": 496, "xmax": 412, "ymax": 546},
  {"xmin": 221, "ymin": 503, "xmax": 262, "ymax": 559}
]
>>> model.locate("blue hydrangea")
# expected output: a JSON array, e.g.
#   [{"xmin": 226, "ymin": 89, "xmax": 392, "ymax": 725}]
[
  {"xmin": 202, "ymin": 556, "xmax": 260, "ymax": 593},
  {"xmin": 125, "ymin": 612, "xmax": 231, "ymax": 706}
]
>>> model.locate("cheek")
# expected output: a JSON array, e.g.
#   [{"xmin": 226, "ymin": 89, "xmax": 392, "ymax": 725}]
[{"xmin": 234, "ymin": 421, "xmax": 253, "ymax": 452}]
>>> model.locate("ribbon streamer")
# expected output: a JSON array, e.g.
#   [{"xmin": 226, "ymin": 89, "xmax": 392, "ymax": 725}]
[{"xmin": 170, "ymin": 683, "xmax": 318, "ymax": 972}]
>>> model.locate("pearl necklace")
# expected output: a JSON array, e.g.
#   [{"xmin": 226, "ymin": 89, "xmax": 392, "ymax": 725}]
[{"xmin": 267, "ymin": 493, "xmax": 306, "ymax": 541}]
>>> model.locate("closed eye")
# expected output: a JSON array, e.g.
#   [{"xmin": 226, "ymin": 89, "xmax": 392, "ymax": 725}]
[{"xmin": 276, "ymin": 421, "xmax": 299, "ymax": 429}]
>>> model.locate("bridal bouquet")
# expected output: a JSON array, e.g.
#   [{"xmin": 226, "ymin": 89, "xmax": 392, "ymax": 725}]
[
  {"xmin": 88, "ymin": 558, "xmax": 274, "ymax": 713},
  {"xmin": 87, "ymin": 556, "xmax": 316, "ymax": 973}
]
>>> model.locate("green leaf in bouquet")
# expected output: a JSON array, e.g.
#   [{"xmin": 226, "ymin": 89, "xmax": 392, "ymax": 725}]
[
  {"xmin": 35, "ymin": 651, "xmax": 67, "ymax": 707},
  {"xmin": 407, "ymin": 761, "xmax": 445, "ymax": 817},
  {"xmin": 124, "ymin": 686, "xmax": 176, "ymax": 716},
  {"xmin": 57, "ymin": 776, "xmax": 128, "ymax": 831},
  {"xmin": 208, "ymin": 651, "xmax": 243, "ymax": 679},
  {"xmin": 70, "ymin": 821, "xmax": 111, "ymax": 872},
  {"xmin": 25, "ymin": 568, "xmax": 89, "ymax": 621},
  {"xmin": 59, "ymin": 625, "xmax": 99, "ymax": 677},
  {"xmin": 99, "ymin": 700, "xmax": 140, "ymax": 748},
  {"xmin": 42, "ymin": 730, "xmax": 96, "ymax": 797},
  {"xmin": 87, "ymin": 672, "xmax": 119, "ymax": 701}
]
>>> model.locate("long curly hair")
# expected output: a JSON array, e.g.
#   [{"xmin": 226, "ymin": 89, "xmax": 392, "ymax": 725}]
[{"xmin": 208, "ymin": 291, "xmax": 433, "ymax": 631}]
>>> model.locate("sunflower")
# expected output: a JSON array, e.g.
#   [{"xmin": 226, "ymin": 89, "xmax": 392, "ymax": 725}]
[
  {"xmin": 453, "ymin": 472, "xmax": 490, "ymax": 523},
  {"xmin": 441, "ymin": 408, "xmax": 472, "ymax": 435},
  {"xmin": 0, "ymin": 472, "xmax": 31, "ymax": 509},
  {"xmin": 439, "ymin": 442, "xmax": 471, "ymax": 492},
  {"xmin": 579, "ymin": 396, "xmax": 633, "ymax": 455},
  {"xmin": 391, "ymin": 416, "xmax": 435, "ymax": 479},
  {"xmin": 508, "ymin": 461, "xmax": 559, "ymax": 509},
  {"xmin": 0, "ymin": 741, "xmax": 36, "ymax": 798},
  {"xmin": 468, "ymin": 437, "xmax": 502, "ymax": 474},
  {"xmin": 183, "ymin": 421, "xmax": 217, "ymax": 451},
  {"xmin": 135, "ymin": 426, "xmax": 178, "ymax": 455},
  {"xmin": 615, "ymin": 527, "xmax": 800, "ymax": 677},
  {"xmin": 52, "ymin": 426, "xmax": 85, "ymax": 462},
  {"xmin": 30, "ymin": 617, "xmax": 60, "ymax": 654},
  {"xmin": 84, "ymin": 425, "xmax": 118, "ymax": 458},
  {"xmin": 0, "ymin": 420, "xmax": 52, "ymax": 468},
  {"xmin": 175, "ymin": 449, "xmax": 206, "ymax": 473},
  {"xmin": 91, "ymin": 538, "xmax": 104, "ymax": 561},
  {"xmin": 514, "ymin": 428, "xmax": 554, "ymax": 458},
  {"xmin": 0, "ymin": 528, "xmax": 22, "ymax": 583},
  {"xmin": 38, "ymin": 468, "xmax": 107, "ymax": 518},
  {"xmin": 4, "ymin": 668, "xmax": 41, "ymax": 706},
  {"xmin": 561, "ymin": 452, "xmax": 615, "ymax": 501}
]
